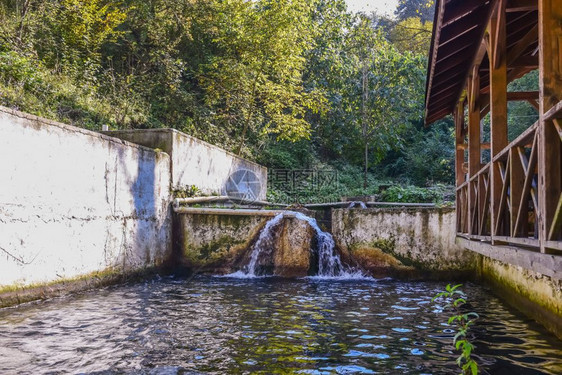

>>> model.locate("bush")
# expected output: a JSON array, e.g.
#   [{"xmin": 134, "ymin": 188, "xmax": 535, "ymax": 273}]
[{"xmin": 380, "ymin": 185, "xmax": 446, "ymax": 203}]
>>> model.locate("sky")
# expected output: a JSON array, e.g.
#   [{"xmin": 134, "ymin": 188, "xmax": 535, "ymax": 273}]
[{"xmin": 345, "ymin": 0, "xmax": 399, "ymax": 16}]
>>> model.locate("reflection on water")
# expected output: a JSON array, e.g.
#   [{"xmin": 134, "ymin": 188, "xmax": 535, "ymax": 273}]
[{"xmin": 0, "ymin": 277, "xmax": 561, "ymax": 374}]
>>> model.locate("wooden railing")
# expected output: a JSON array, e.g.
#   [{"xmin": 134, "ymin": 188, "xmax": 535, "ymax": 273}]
[{"xmin": 457, "ymin": 112, "xmax": 562, "ymax": 252}]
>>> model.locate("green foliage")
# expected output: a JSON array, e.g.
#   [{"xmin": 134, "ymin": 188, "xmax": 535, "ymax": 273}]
[
  {"xmin": 395, "ymin": 0, "xmax": 435, "ymax": 22},
  {"xmin": 0, "ymin": 0, "xmax": 450, "ymax": 200},
  {"xmin": 173, "ymin": 185, "xmax": 202, "ymax": 199},
  {"xmin": 388, "ymin": 17, "xmax": 433, "ymax": 55},
  {"xmin": 381, "ymin": 118, "xmax": 455, "ymax": 185},
  {"xmin": 432, "ymin": 284, "xmax": 480, "ymax": 375},
  {"xmin": 380, "ymin": 184, "xmax": 451, "ymax": 203}
]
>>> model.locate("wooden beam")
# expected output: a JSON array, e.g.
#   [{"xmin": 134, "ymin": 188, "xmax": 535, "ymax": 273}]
[
  {"xmin": 494, "ymin": 159, "xmax": 510, "ymax": 236},
  {"xmin": 488, "ymin": 12, "xmax": 509, "ymax": 242},
  {"xmin": 436, "ymin": 32, "xmax": 481, "ymax": 65},
  {"xmin": 470, "ymin": 66, "xmax": 481, "ymax": 112},
  {"xmin": 479, "ymin": 173, "xmax": 491, "ymax": 235},
  {"xmin": 424, "ymin": 0, "xmax": 446, "ymax": 116},
  {"xmin": 455, "ymin": 102, "xmax": 466, "ymax": 186},
  {"xmin": 548, "ymin": 194, "xmax": 562, "ymax": 240},
  {"xmin": 506, "ymin": 24, "xmax": 538, "ymax": 67},
  {"xmin": 538, "ymin": 0, "xmax": 562, "ymax": 249},
  {"xmin": 514, "ymin": 134, "xmax": 538, "ymax": 236},
  {"xmin": 507, "ymin": 66, "xmax": 535, "ymax": 84},
  {"xmin": 507, "ymin": 91, "xmax": 539, "ymax": 101},
  {"xmin": 468, "ymin": 85, "xmax": 481, "ymax": 235},
  {"xmin": 528, "ymin": 99, "xmax": 540, "ymax": 110},
  {"xmin": 511, "ymin": 55, "xmax": 539, "ymax": 69},
  {"xmin": 506, "ymin": 0, "xmax": 538, "ymax": 12},
  {"xmin": 544, "ymin": 100, "xmax": 562, "ymax": 121},
  {"xmin": 443, "ymin": 0, "xmax": 483, "ymax": 26},
  {"xmin": 494, "ymin": 0, "xmax": 507, "ymax": 69},
  {"xmin": 440, "ymin": 6, "xmax": 489, "ymax": 45}
]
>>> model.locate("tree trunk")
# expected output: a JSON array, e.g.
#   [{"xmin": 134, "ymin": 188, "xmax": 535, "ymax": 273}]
[{"xmin": 364, "ymin": 141, "xmax": 368, "ymax": 189}]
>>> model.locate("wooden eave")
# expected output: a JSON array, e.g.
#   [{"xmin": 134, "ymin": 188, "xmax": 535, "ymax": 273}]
[{"xmin": 424, "ymin": 0, "xmax": 538, "ymax": 125}]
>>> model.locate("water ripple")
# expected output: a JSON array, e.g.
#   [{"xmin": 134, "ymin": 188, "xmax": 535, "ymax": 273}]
[{"xmin": 0, "ymin": 278, "xmax": 560, "ymax": 374}]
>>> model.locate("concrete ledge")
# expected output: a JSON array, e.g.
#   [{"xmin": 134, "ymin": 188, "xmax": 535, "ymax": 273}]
[
  {"xmin": 457, "ymin": 237, "xmax": 562, "ymax": 280},
  {"xmin": 0, "ymin": 266, "xmax": 166, "ymax": 309},
  {"xmin": 174, "ymin": 207, "xmax": 293, "ymax": 217}
]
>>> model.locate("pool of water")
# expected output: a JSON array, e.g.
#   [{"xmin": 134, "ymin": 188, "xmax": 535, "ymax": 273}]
[{"xmin": 0, "ymin": 276, "xmax": 561, "ymax": 374}]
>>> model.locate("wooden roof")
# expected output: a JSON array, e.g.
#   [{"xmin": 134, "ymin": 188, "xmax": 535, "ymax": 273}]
[{"xmin": 425, "ymin": 0, "xmax": 538, "ymax": 124}]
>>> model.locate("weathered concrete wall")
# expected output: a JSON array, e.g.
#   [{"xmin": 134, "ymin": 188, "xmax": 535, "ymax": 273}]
[
  {"xmin": 458, "ymin": 237, "xmax": 562, "ymax": 339},
  {"xmin": 331, "ymin": 208, "xmax": 477, "ymax": 278},
  {"xmin": 104, "ymin": 129, "xmax": 267, "ymax": 200},
  {"xmin": 175, "ymin": 211, "xmax": 316, "ymax": 277},
  {"xmin": 176, "ymin": 213, "xmax": 267, "ymax": 273},
  {"xmin": 0, "ymin": 107, "xmax": 172, "ymax": 290},
  {"xmin": 479, "ymin": 256, "xmax": 562, "ymax": 339}
]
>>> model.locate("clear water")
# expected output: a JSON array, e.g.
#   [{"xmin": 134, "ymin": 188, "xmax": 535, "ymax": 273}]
[{"xmin": 1, "ymin": 277, "xmax": 561, "ymax": 374}]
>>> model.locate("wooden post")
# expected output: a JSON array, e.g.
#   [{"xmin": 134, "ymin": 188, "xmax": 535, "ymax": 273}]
[
  {"xmin": 488, "ymin": 9, "xmax": 508, "ymax": 239},
  {"xmin": 510, "ymin": 147, "xmax": 525, "ymax": 236},
  {"xmin": 455, "ymin": 102, "xmax": 466, "ymax": 233},
  {"xmin": 455, "ymin": 103, "xmax": 466, "ymax": 186},
  {"xmin": 468, "ymin": 71, "xmax": 481, "ymax": 235},
  {"xmin": 538, "ymin": 0, "xmax": 562, "ymax": 250}
]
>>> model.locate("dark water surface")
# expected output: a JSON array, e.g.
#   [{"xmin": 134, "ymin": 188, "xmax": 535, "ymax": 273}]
[{"xmin": 0, "ymin": 276, "xmax": 561, "ymax": 374}]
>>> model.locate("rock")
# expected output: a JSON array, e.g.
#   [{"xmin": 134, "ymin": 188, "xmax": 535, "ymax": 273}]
[
  {"xmin": 350, "ymin": 246, "xmax": 414, "ymax": 278},
  {"xmin": 273, "ymin": 217, "xmax": 316, "ymax": 277}
]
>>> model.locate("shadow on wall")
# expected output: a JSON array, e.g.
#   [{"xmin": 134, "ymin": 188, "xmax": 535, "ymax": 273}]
[{"xmin": 115, "ymin": 144, "xmax": 170, "ymax": 270}]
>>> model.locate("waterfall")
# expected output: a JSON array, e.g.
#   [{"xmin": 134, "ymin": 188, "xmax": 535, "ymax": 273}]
[
  {"xmin": 347, "ymin": 201, "xmax": 367, "ymax": 209},
  {"xmin": 245, "ymin": 213, "xmax": 285, "ymax": 276},
  {"xmin": 230, "ymin": 211, "xmax": 367, "ymax": 279}
]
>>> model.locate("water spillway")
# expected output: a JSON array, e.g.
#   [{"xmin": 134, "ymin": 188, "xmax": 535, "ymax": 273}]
[{"xmin": 233, "ymin": 211, "xmax": 366, "ymax": 279}]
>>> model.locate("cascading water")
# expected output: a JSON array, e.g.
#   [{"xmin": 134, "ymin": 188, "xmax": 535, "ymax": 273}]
[
  {"xmin": 245, "ymin": 213, "xmax": 285, "ymax": 276},
  {"xmin": 347, "ymin": 201, "xmax": 367, "ymax": 209},
  {"xmin": 231, "ymin": 211, "xmax": 367, "ymax": 279}
]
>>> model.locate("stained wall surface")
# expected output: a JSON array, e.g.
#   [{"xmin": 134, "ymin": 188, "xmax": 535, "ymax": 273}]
[
  {"xmin": 105, "ymin": 129, "xmax": 267, "ymax": 201},
  {"xmin": 0, "ymin": 107, "xmax": 172, "ymax": 288}
]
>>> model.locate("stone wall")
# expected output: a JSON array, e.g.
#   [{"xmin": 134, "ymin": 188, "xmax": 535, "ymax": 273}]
[
  {"xmin": 331, "ymin": 207, "xmax": 477, "ymax": 278},
  {"xmin": 0, "ymin": 107, "xmax": 172, "ymax": 290},
  {"xmin": 104, "ymin": 129, "xmax": 267, "ymax": 200}
]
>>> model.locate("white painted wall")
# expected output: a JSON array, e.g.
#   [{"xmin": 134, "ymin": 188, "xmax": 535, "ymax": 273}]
[
  {"xmin": 105, "ymin": 129, "xmax": 268, "ymax": 200},
  {"xmin": 0, "ymin": 107, "xmax": 172, "ymax": 287},
  {"xmin": 172, "ymin": 130, "xmax": 267, "ymax": 200}
]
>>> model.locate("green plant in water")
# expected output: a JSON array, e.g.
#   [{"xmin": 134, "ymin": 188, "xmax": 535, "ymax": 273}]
[{"xmin": 432, "ymin": 284, "xmax": 480, "ymax": 375}]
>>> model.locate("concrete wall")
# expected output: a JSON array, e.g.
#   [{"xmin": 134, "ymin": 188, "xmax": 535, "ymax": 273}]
[
  {"xmin": 105, "ymin": 129, "xmax": 267, "ymax": 200},
  {"xmin": 0, "ymin": 107, "xmax": 172, "ymax": 289},
  {"xmin": 331, "ymin": 207, "xmax": 477, "ymax": 277},
  {"xmin": 330, "ymin": 206, "xmax": 561, "ymax": 338},
  {"xmin": 458, "ymin": 237, "xmax": 562, "ymax": 339},
  {"xmin": 480, "ymin": 256, "xmax": 562, "ymax": 339},
  {"xmin": 175, "ymin": 212, "xmax": 268, "ymax": 273}
]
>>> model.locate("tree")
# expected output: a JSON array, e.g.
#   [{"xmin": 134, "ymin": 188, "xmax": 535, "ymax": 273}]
[
  {"xmin": 395, "ymin": 0, "xmax": 435, "ymax": 23},
  {"xmin": 193, "ymin": 0, "xmax": 325, "ymax": 156},
  {"xmin": 346, "ymin": 15, "xmax": 425, "ymax": 188},
  {"xmin": 388, "ymin": 17, "xmax": 432, "ymax": 55}
]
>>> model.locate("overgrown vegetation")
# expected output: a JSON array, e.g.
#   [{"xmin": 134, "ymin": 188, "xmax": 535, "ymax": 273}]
[
  {"xmin": 433, "ymin": 284, "xmax": 480, "ymax": 375},
  {"xmin": 0, "ymin": 0, "xmax": 457, "ymax": 203}
]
